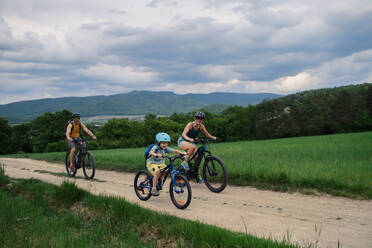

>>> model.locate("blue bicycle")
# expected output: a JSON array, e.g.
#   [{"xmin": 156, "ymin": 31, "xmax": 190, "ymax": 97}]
[{"xmin": 134, "ymin": 154, "xmax": 192, "ymax": 209}]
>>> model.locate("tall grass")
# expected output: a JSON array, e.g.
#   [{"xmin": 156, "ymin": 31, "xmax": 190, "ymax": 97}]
[
  {"xmin": 220, "ymin": 132, "xmax": 372, "ymax": 198},
  {"xmin": 0, "ymin": 163, "xmax": 10, "ymax": 187},
  {"xmin": 0, "ymin": 178, "xmax": 299, "ymax": 248},
  {"xmin": 4, "ymin": 131, "xmax": 372, "ymax": 198}
]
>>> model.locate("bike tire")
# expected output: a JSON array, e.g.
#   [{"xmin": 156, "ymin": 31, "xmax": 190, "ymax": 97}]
[
  {"xmin": 82, "ymin": 151, "xmax": 95, "ymax": 179},
  {"xmin": 169, "ymin": 174, "xmax": 192, "ymax": 209},
  {"xmin": 202, "ymin": 156, "xmax": 227, "ymax": 193},
  {"xmin": 134, "ymin": 170, "xmax": 152, "ymax": 201},
  {"xmin": 65, "ymin": 150, "xmax": 77, "ymax": 177}
]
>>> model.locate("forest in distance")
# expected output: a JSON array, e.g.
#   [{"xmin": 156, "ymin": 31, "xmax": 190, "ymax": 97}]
[{"xmin": 1, "ymin": 83, "xmax": 372, "ymax": 154}]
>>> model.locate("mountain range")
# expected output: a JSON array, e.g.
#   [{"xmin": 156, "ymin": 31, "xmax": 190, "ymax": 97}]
[{"xmin": 0, "ymin": 91, "xmax": 282, "ymax": 123}]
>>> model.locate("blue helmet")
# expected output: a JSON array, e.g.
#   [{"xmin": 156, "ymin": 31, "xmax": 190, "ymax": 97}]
[{"xmin": 155, "ymin": 132, "xmax": 171, "ymax": 143}]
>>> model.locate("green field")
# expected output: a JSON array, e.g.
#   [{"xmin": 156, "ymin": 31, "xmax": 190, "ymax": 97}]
[
  {"xmin": 0, "ymin": 166, "xmax": 299, "ymax": 248},
  {"xmin": 4, "ymin": 131, "xmax": 372, "ymax": 199}
]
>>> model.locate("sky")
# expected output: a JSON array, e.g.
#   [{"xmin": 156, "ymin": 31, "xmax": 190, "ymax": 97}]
[{"xmin": 0, "ymin": 0, "xmax": 372, "ymax": 104}]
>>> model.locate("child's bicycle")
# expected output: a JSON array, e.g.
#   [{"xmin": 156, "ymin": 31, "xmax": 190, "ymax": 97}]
[
  {"xmin": 180, "ymin": 138, "xmax": 227, "ymax": 193},
  {"xmin": 65, "ymin": 137, "xmax": 96, "ymax": 179},
  {"xmin": 134, "ymin": 154, "xmax": 192, "ymax": 209}
]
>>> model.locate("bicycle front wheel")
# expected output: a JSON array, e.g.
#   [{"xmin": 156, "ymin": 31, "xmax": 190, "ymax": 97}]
[
  {"xmin": 169, "ymin": 174, "xmax": 192, "ymax": 209},
  {"xmin": 202, "ymin": 156, "xmax": 227, "ymax": 193},
  {"xmin": 82, "ymin": 151, "xmax": 95, "ymax": 179},
  {"xmin": 134, "ymin": 170, "xmax": 152, "ymax": 201},
  {"xmin": 65, "ymin": 151, "xmax": 77, "ymax": 177}
]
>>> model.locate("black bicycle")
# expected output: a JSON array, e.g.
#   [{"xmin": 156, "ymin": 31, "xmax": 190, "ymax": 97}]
[
  {"xmin": 65, "ymin": 137, "xmax": 95, "ymax": 179},
  {"xmin": 180, "ymin": 138, "xmax": 227, "ymax": 193},
  {"xmin": 134, "ymin": 154, "xmax": 192, "ymax": 209}
]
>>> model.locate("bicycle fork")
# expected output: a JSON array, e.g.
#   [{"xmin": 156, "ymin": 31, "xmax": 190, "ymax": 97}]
[{"xmin": 171, "ymin": 171, "xmax": 184, "ymax": 194}]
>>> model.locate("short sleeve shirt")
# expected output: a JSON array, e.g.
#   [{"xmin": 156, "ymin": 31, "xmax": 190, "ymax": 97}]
[
  {"xmin": 146, "ymin": 145, "xmax": 175, "ymax": 164},
  {"xmin": 68, "ymin": 121, "xmax": 86, "ymax": 138}
]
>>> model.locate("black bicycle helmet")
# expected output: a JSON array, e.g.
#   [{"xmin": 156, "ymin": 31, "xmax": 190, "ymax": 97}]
[
  {"xmin": 194, "ymin": 111, "xmax": 205, "ymax": 119},
  {"xmin": 72, "ymin": 112, "xmax": 81, "ymax": 118}
]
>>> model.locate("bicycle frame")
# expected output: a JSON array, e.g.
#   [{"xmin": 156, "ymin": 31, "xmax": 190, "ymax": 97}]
[
  {"xmin": 140, "ymin": 155, "xmax": 185, "ymax": 194},
  {"xmin": 188, "ymin": 139, "xmax": 212, "ymax": 173},
  {"xmin": 73, "ymin": 138, "xmax": 87, "ymax": 166}
]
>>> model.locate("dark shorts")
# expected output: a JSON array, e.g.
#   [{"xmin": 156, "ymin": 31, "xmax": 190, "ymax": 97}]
[{"xmin": 67, "ymin": 140, "xmax": 75, "ymax": 149}]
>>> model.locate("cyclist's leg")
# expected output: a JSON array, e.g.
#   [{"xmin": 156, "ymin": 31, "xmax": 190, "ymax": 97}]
[
  {"xmin": 67, "ymin": 141, "xmax": 76, "ymax": 168},
  {"xmin": 146, "ymin": 163, "xmax": 165, "ymax": 195},
  {"xmin": 179, "ymin": 141, "xmax": 196, "ymax": 165},
  {"xmin": 154, "ymin": 164, "xmax": 166, "ymax": 185}
]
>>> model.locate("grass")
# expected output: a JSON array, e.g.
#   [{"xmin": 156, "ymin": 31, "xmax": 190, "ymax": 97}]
[
  {"xmin": 0, "ymin": 168, "xmax": 300, "ymax": 248},
  {"xmin": 3, "ymin": 131, "xmax": 372, "ymax": 199}
]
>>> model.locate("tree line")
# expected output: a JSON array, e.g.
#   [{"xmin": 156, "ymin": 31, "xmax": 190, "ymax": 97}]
[{"xmin": 1, "ymin": 83, "xmax": 372, "ymax": 154}]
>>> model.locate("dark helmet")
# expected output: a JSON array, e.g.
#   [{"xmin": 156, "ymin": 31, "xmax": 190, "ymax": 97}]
[
  {"xmin": 72, "ymin": 112, "xmax": 81, "ymax": 118},
  {"xmin": 194, "ymin": 111, "xmax": 205, "ymax": 119}
]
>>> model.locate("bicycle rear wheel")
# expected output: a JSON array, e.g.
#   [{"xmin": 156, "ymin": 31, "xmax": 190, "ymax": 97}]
[
  {"xmin": 169, "ymin": 174, "xmax": 192, "ymax": 209},
  {"xmin": 82, "ymin": 151, "xmax": 95, "ymax": 179},
  {"xmin": 202, "ymin": 156, "xmax": 227, "ymax": 193},
  {"xmin": 134, "ymin": 170, "xmax": 152, "ymax": 201},
  {"xmin": 65, "ymin": 151, "xmax": 77, "ymax": 177}
]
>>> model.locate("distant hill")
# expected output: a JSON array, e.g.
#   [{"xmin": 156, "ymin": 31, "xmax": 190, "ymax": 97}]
[
  {"xmin": 0, "ymin": 91, "xmax": 282, "ymax": 123},
  {"xmin": 184, "ymin": 92, "xmax": 281, "ymax": 106}
]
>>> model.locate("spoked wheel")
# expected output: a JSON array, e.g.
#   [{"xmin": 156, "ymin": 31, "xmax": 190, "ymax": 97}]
[
  {"xmin": 134, "ymin": 170, "xmax": 152, "ymax": 201},
  {"xmin": 82, "ymin": 151, "xmax": 95, "ymax": 179},
  {"xmin": 202, "ymin": 156, "xmax": 227, "ymax": 193},
  {"xmin": 65, "ymin": 151, "xmax": 77, "ymax": 177},
  {"xmin": 169, "ymin": 174, "xmax": 192, "ymax": 209}
]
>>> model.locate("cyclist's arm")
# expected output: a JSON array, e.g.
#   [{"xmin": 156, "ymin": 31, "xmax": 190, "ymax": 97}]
[
  {"xmin": 82, "ymin": 125, "xmax": 96, "ymax": 140},
  {"xmin": 200, "ymin": 124, "xmax": 216, "ymax": 140},
  {"xmin": 149, "ymin": 149, "xmax": 162, "ymax": 158},
  {"xmin": 181, "ymin": 122, "xmax": 194, "ymax": 142},
  {"xmin": 173, "ymin": 149, "xmax": 187, "ymax": 155},
  {"xmin": 66, "ymin": 124, "xmax": 73, "ymax": 141}
]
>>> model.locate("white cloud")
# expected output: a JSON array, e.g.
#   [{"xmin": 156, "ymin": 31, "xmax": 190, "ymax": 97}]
[
  {"xmin": 193, "ymin": 64, "xmax": 242, "ymax": 80},
  {"xmin": 76, "ymin": 63, "xmax": 159, "ymax": 84}
]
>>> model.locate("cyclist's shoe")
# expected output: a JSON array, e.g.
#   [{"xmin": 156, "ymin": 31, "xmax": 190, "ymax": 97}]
[
  {"xmin": 196, "ymin": 175, "xmax": 204, "ymax": 184},
  {"xmin": 181, "ymin": 162, "xmax": 190, "ymax": 171},
  {"xmin": 69, "ymin": 164, "xmax": 75, "ymax": 173},
  {"xmin": 151, "ymin": 188, "xmax": 160, "ymax": 196}
]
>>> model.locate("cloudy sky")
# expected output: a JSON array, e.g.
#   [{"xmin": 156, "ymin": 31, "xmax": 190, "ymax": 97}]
[{"xmin": 0, "ymin": 0, "xmax": 372, "ymax": 104}]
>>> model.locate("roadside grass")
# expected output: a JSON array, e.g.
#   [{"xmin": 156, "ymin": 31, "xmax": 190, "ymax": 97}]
[
  {"xmin": 3, "ymin": 131, "xmax": 372, "ymax": 199},
  {"xmin": 0, "ymin": 170, "xmax": 300, "ymax": 248}
]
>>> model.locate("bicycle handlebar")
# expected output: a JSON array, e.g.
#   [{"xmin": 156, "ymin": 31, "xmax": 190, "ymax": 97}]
[
  {"xmin": 162, "ymin": 154, "xmax": 185, "ymax": 161},
  {"xmin": 193, "ymin": 138, "xmax": 214, "ymax": 144},
  {"xmin": 73, "ymin": 137, "xmax": 95, "ymax": 143}
]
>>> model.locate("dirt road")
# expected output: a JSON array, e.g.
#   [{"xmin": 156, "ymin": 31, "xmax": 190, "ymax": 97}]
[{"xmin": 1, "ymin": 158, "xmax": 371, "ymax": 248}]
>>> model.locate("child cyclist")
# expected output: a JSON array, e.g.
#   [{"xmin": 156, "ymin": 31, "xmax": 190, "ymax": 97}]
[
  {"xmin": 146, "ymin": 132, "xmax": 186, "ymax": 196},
  {"xmin": 177, "ymin": 111, "xmax": 216, "ymax": 183}
]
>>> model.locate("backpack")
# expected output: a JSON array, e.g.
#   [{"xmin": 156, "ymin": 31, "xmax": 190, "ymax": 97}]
[
  {"xmin": 64, "ymin": 120, "xmax": 82, "ymax": 134},
  {"xmin": 144, "ymin": 143, "xmax": 168, "ymax": 160},
  {"xmin": 144, "ymin": 144, "xmax": 158, "ymax": 160}
]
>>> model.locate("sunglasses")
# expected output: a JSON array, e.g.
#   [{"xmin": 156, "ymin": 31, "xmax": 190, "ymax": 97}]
[
  {"xmin": 195, "ymin": 117, "xmax": 204, "ymax": 120},
  {"xmin": 74, "ymin": 117, "xmax": 80, "ymax": 120}
]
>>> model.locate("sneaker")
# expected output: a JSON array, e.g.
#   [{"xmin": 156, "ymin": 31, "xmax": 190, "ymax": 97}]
[
  {"xmin": 70, "ymin": 164, "xmax": 75, "ymax": 171},
  {"xmin": 181, "ymin": 162, "xmax": 190, "ymax": 171},
  {"xmin": 196, "ymin": 175, "xmax": 204, "ymax": 183},
  {"xmin": 151, "ymin": 188, "xmax": 160, "ymax": 196}
]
